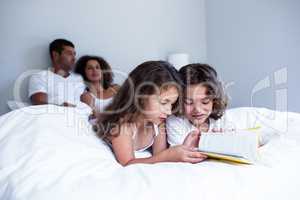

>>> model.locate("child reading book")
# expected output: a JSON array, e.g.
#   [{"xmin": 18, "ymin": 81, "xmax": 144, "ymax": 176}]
[
  {"xmin": 166, "ymin": 63, "xmax": 262, "ymax": 164},
  {"xmin": 166, "ymin": 63, "xmax": 228, "ymax": 147},
  {"xmin": 96, "ymin": 61, "xmax": 207, "ymax": 166}
]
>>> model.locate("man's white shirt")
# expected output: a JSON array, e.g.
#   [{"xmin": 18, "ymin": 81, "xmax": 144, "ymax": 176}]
[{"xmin": 28, "ymin": 69, "xmax": 86, "ymax": 106}]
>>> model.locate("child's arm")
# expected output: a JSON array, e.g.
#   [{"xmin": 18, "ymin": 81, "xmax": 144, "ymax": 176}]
[
  {"xmin": 111, "ymin": 124, "xmax": 206, "ymax": 166},
  {"xmin": 125, "ymin": 145, "xmax": 207, "ymax": 166},
  {"xmin": 183, "ymin": 130, "xmax": 201, "ymax": 148},
  {"xmin": 110, "ymin": 124, "xmax": 135, "ymax": 165},
  {"xmin": 152, "ymin": 124, "xmax": 167, "ymax": 155}
]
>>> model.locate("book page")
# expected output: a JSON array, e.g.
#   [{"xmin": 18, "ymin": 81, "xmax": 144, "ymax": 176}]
[{"xmin": 198, "ymin": 130, "xmax": 259, "ymax": 161}]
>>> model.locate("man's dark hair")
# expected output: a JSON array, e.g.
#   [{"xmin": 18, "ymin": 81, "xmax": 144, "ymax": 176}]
[{"xmin": 49, "ymin": 39, "xmax": 74, "ymax": 59}]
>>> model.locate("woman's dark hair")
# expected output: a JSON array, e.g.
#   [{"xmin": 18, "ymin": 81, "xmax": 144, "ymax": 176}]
[
  {"xmin": 96, "ymin": 60, "xmax": 183, "ymax": 142},
  {"xmin": 74, "ymin": 55, "xmax": 113, "ymax": 89},
  {"xmin": 179, "ymin": 63, "xmax": 228, "ymax": 120}
]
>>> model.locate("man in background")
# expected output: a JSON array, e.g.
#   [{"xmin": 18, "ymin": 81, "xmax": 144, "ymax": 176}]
[{"xmin": 28, "ymin": 39, "xmax": 86, "ymax": 107}]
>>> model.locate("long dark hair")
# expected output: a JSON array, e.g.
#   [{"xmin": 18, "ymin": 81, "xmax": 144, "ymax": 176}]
[
  {"xmin": 74, "ymin": 55, "xmax": 113, "ymax": 89},
  {"xmin": 179, "ymin": 63, "xmax": 228, "ymax": 120},
  {"xmin": 96, "ymin": 60, "xmax": 183, "ymax": 142}
]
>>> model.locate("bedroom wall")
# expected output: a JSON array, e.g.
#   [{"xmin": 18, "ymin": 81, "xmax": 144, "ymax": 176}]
[
  {"xmin": 206, "ymin": 0, "xmax": 300, "ymax": 112},
  {"xmin": 0, "ymin": 0, "xmax": 207, "ymax": 115}
]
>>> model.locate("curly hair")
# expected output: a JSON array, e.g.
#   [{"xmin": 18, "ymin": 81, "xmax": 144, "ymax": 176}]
[
  {"xmin": 179, "ymin": 63, "xmax": 228, "ymax": 120},
  {"xmin": 74, "ymin": 55, "xmax": 113, "ymax": 89}
]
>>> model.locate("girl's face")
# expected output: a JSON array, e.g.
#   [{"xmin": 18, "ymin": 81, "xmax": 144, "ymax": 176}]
[
  {"xmin": 142, "ymin": 86, "xmax": 179, "ymax": 125},
  {"xmin": 84, "ymin": 59, "xmax": 102, "ymax": 82},
  {"xmin": 184, "ymin": 84, "xmax": 213, "ymax": 127}
]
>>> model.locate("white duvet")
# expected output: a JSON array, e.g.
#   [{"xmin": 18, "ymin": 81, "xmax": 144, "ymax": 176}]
[{"xmin": 0, "ymin": 105, "xmax": 300, "ymax": 200}]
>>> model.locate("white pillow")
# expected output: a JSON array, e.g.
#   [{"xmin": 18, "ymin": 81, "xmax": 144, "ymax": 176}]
[{"xmin": 225, "ymin": 107, "xmax": 300, "ymax": 144}]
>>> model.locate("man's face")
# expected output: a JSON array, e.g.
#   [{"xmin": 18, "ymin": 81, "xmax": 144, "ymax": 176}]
[{"xmin": 53, "ymin": 45, "xmax": 76, "ymax": 72}]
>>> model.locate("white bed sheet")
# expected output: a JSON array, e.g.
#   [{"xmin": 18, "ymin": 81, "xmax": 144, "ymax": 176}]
[{"xmin": 0, "ymin": 105, "xmax": 300, "ymax": 200}]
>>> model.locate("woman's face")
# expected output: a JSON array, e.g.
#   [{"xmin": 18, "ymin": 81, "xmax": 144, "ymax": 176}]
[
  {"xmin": 184, "ymin": 84, "xmax": 213, "ymax": 127},
  {"xmin": 142, "ymin": 86, "xmax": 179, "ymax": 125},
  {"xmin": 84, "ymin": 59, "xmax": 102, "ymax": 82}
]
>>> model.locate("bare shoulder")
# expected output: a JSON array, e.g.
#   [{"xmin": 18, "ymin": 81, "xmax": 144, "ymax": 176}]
[{"xmin": 117, "ymin": 122, "xmax": 136, "ymax": 138}]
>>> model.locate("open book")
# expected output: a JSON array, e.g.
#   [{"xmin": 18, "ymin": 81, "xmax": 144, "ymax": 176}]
[{"xmin": 198, "ymin": 129, "xmax": 260, "ymax": 164}]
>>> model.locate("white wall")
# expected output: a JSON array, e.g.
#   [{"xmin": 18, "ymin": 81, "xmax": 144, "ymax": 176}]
[
  {"xmin": 206, "ymin": 0, "xmax": 300, "ymax": 112},
  {"xmin": 0, "ymin": 0, "xmax": 207, "ymax": 115},
  {"xmin": 3, "ymin": 0, "xmax": 299, "ymax": 115}
]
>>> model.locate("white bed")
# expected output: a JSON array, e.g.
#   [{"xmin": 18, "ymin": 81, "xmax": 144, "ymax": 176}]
[{"xmin": 0, "ymin": 105, "xmax": 300, "ymax": 200}]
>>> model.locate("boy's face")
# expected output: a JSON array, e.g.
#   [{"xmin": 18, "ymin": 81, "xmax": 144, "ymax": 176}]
[{"xmin": 184, "ymin": 84, "xmax": 213, "ymax": 127}]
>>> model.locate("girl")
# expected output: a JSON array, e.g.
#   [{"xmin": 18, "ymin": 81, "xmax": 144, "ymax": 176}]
[
  {"xmin": 75, "ymin": 55, "xmax": 120, "ymax": 114},
  {"xmin": 166, "ymin": 63, "xmax": 228, "ymax": 147},
  {"xmin": 97, "ymin": 61, "xmax": 207, "ymax": 166}
]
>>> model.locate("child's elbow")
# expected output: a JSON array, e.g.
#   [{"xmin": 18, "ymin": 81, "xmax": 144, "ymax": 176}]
[
  {"xmin": 120, "ymin": 162, "xmax": 129, "ymax": 167},
  {"xmin": 118, "ymin": 159, "xmax": 133, "ymax": 167}
]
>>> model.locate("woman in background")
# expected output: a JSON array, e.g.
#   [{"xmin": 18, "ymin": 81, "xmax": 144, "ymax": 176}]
[{"xmin": 75, "ymin": 55, "xmax": 120, "ymax": 116}]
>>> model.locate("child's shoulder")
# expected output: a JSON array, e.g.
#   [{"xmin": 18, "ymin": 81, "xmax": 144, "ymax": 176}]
[
  {"xmin": 167, "ymin": 114, "xmax": 184, "ymax": 122},
  {"xmin": 166, "ymin": 115, "xmax": 190, "ymax": 126},
  {"xmin": 116, "ymin": 122, "xmax": 137, "ymax": 138}
]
